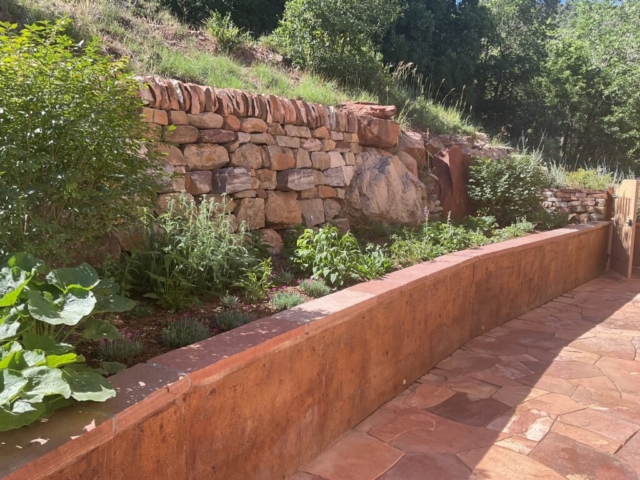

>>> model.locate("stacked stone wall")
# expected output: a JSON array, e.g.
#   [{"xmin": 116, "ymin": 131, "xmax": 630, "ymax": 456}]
[
  {"xmin": 542, "ymin": 188, "xmax": 609, "ymax": 223},
  {"xmin": 138, "ymin": 77, "xmax": 407, "ymax": 248}
]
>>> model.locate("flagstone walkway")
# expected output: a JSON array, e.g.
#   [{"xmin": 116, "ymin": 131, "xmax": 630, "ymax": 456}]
[{"xmin": 289, "ymin": 273, "xmax": 640, "ymax": 479}]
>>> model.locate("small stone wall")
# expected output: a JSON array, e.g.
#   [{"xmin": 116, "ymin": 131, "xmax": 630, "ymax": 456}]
[
  {"xmin": 543, "ymin": 188, "xmax": 609, "ymax": 223},
  {"xmin": 138, "ymin": 77, "xmax": 406, "ymax": 249}
]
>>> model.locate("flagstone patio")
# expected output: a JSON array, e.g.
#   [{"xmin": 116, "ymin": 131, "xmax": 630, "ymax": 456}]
[{"xmin": 289, "ymin": 273, "xmax": 640, "ymax": 479}]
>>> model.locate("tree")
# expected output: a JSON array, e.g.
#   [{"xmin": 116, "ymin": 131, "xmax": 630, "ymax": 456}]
[
  {"xmin": 273, "ymin": 0, "xmax": 403, "ymax": 88},
  {"xmin": 0, "ymin": 20, "xmax": 162, "ymax": 261}
]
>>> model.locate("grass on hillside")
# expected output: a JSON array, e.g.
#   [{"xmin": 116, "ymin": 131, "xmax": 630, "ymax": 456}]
[{"xmin": 1, "ymin": 0, "xmax": 477, "ymax": 136}]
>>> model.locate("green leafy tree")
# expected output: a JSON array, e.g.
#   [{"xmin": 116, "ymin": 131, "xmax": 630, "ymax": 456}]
[
  {"xmin": 273, "ymin": 0, "xmax": 403, "ymax": 88},
  {"xmin": 0, "ymin": 20, "xmax": 161, "ymax": 262}
]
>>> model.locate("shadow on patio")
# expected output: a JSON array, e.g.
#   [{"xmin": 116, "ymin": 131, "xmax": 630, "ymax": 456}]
[{"xmin": 290, "ymin": 273, "xmax": 640, "ymax": 479}]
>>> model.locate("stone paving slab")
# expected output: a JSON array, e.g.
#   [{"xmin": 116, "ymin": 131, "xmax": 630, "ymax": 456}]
[{"xmin": 290, "ymin": 273, "xmax": 640, "ymax": 479}]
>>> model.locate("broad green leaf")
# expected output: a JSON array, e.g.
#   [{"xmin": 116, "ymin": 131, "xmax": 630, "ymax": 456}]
[
  {"xmin": 98, "ymin": 361, "xmax": 126, "ymax": 375},
  {"xmin": 62, "ymin": 369, "xmax": 115, "ymax": 402},
  {"xmin": 0, "ymin": 308, "xmax": 32, "ymax": 342},
  {"xmin": 47, "ymin": 264, "xmax": 100, "ymax": 291},
  {"xmin": 0, "ymin": 401, "xmax": 45, "ymax": 432},
  {"xmin": 0, "ymin": 267, "xmax": 28, "ymax": 307},
  {"xmin": 93, "ymin": 278, "xmax": 119, "ymax": 295},
  {"xmin": 28, "ymin": 288, "xmax": 96, "ymax": 326},
  {"xmin": 20, "ymin": 333, "xmax": 74, "ymax": 355},
  {"xmin": 0, "ymin": 369, "xmax": 28, "ymax": 406},
  {"xmin": 80, "ymin": 317, "xmax": 121, "ymax": 341},
  {"xmin": 45, "ymin": 353, "xmax": 79, "ymax": 368},
  {"xmin": 6, "ymin": 253, "xmax": 44, "ymax": 275},
  {"xmin": 23, "ymin": 349, "xmax": 46, "ymax": 367},
  {"xmin": 22, "ymin": 366, "xmax": 72, "ymax": 402},
  {"xmin": 42, "ymin": 395, "xmax": 72, "ymax": 416},
  {"xmin": 94, "ymin": 293, "xmax": 135, "ymax": 314},
  {"xmin": 0, "ymin": 348, "xmax": 28, "ymax": 370}
]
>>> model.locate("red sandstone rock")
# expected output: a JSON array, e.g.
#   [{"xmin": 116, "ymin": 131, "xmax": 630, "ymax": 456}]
[
  {"xmin": 339, "ymin": 102, "xmax": 397, "ymax": 120},
  {"xmin": 357, "ymin": 116, "xmax": 400, "ymax": 148},
  {"xmin": 432, "ymin": 146, "xmax": 474, "ymax": 220}
]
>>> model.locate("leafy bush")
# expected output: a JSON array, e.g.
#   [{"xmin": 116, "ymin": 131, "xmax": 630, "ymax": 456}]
[
  {"xmin": 128, "ymin": 304, "xmax": 154, "ymax": 319},
  {"xmin": 160, "ymin": 317, "xmax": 211, "ymax": 348},
  {"xmin": 563, "ymin": 168, "xmax": 614, "ymax": 190},
  {"xmin": 299, "ymin": 278, "xmax": 331, "ymax": 298},
  {"xmin": 97, "ymin": 332, "xmax": 145, "ymax": 363},
  {"xmin": 111, "ymin": 194, "xmax": 264, "ymax": 309},
  {"xmin": 468, "ymin": 155, "xmax": 548, "ymax": 226},
  {"xmin": 0, "ymin": 253, "xmax": 135, "ymax": 431},
  {"xmin": 0, "ymin": 20, "xmax": 161, "ymax": 261},
  {"xmin": 293, "ymin": 227, "xmax": 391, "ymax": 287},
  {"xmin": 532, "ymin": 209, "xmax": 570, "ymax": 231},
  {"xmin": 206, "ymin": 12, "xmax": 252, "ymax": 53},
  {"xmin": 270, "ymin": 291, "xmax": 305, "ymax": 310},
  {"xmin": 490, "ymin": 220, "xmax": 535, "ymax": 242},
  {"xmin": 214, "ymin": 311, "xmax": 251, "ymax": 332},
  {"xmin": 272, "ymin": 0, "xmax": 402, "ymax": 89},
  {"xmin": 234, "ymin": 258, "xmax": 274, "ymax": 301}
]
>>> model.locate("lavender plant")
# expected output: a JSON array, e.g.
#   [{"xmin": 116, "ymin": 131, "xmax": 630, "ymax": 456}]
[
  {"xmin": 160, "ymin": 317, "xmax": 211, "ymax": 348},
  {"xmin": 97, "ymin": 331, "xmax": 145, "ymax": 362}
]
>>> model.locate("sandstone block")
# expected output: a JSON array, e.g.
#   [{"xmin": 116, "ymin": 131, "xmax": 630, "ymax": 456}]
[
  {"xmin": 328, "ymin": 151, "xmax": 346, "ymax": 168},
  {"xmin": 230, "ymin": 143, "xmax": 265, "ymax": 170},
  {"xmin": 234, "ymin": 190, "xmax": 257, "ymax": 198},
  {"xmin": 256, "ymin": 169, "xmax": 277, "ymax": 189},
  {"xmin": 318, "ymin": 186, "xmax": 337, "ymax": 198},
  {"xmin": 300, "ymin": 199, "xmax": 325, "ymax": 227},
  {"xmin": 250, "ymin": 133, "xmax": 275, "ymax": 145},
  {"xmin": 396, "ymin": 151, "xmax": 419, "ymax": 177},
  {"xmin": 197, "ymin": 129, "xmax": 236, "ymax": 144},
  {"xmin": 330, "ymin": 217, "xmax": 350, "ymax": 234},
  {"xmin": 296, "ymin": 149, "xmax": 312, "ymax": 168},
  {"xmin": 259, "ymin": 229, "xmax": 284, "ymax": 254},
  {"xmin": 164, "ymin": 125, "xmax": 199, "ymax": 144},
  {"xmin": 313, "ymin": 170, "xmax": 325, "ymax": 185},
  {"xmin": 157, "ymin": 171, "xmax": 185, "ymax": 194},
  {"xmin": 324, "ymin": 199, "xmax": 342, "ymax": 220},
  {"xmin": 324, "ymin": 166, "xmax": 355, "ymax": 187},
  {"xmin": 234, "ymin": 198, "xmax": 265, "ymax": 231},
  {"xmin": 241, "ymin": 118, "xmax": 268, "ymax": 133},
  {"xmin": 237, "ymin": 132, "xmax": 251, "ymax": 144},
  {"xmin": 311, "ymin": 152, "xmax": 331, "ymax": 170},
  {"xmin": 200, "ymin": 194, "xmax": 236, "ymax": 214},
  {"xmin": 312, "ymin": 126, "xmax": 330, "ymax": 139},
  {"xmin": 277, "ymin": 169, "xmax": 316, "ymax": 191},
  {"xmin": 334, "ymin": 141, "xmax": 351, "ymax": 153},
  {"xmin": 357, "ymin": 116, "xmax": 400, "ymax": 148},
  {"xmin": 158, "ymin": 145, "xmax": 187, "ymax": 167},
  {"xmin": 300, "ymin": 187, "xmax": 319, "ymax": 199},
  {"xmin": 343, "ymin": 152, "xmax": 356, "ymax": 166},
  {"xmin": 268, "ymin": 123, "xmax": 286, "ymax": 136},
  {"xmin": 265, "ymin": 191, "xmax": 302, "ymax": 227},
  {"xmin": 335, "ymin": 188, "xmax": 346, "ymax": 199},
  {"xmin": 284, "ymin": 125, "xmax": 311, "ymax": 138},
  {"xmin": 276, "ymin": 136, "xmax": 301, "ymax": 148},
  {"xmin": 426, "ymin": 137, "xmax": 445, "ymax": 156},
  {"xmin": 266, "ymin": 146, "xmax": 296, "ymax": 170},
  {"xmin": 223, "ymin": 115, "xmax": 241, "ymax": 131},
  {"xmin": 331, "ymin": 131, "xmax": 344, "ymax": 141},
  {"xmin": 142, "ymin": 108, "xmax": 169, "ymax": 125},
  {"xmin": 302, "ymin": 138, "xmax": 323, "ymax": 152},
  {"xmin": 188, "ymin": 112, "xmax": 224, "ymax": 129},
  {"xmin": 185, "ymin": 171, "xmax": 212, "ymax": 195},
  {"xmin": 398, "ymin": 130, "xmax": 426, "ymax": 165},
  {"xmin": 322, "ymin": 139, "xmax": 337, "ymax": 152},
  {"xmin": 212, "ymin": 167, "xmax": 253, "ymax": 194},
  {"xmin": 184, "ymin": 144, "xmax": 230, "ymax": 171},
  {"xmin": 168, "ymin": 110, "xmax": 189, "ymax": 125}
]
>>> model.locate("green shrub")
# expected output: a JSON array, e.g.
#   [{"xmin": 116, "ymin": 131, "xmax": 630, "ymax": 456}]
[
  {"xmin": 0, "ymin": 253, "xmax": 135, "ymax": 431},
  {"xmin": 160, "ymin": 317, "xmax": 211, "ymax": 348},
  {"xmin": 128, "ymin": 304, "xmax": 154, "ymax": 319},
  {"xmin": 390, "ymin": 219, "xmax": 490, "ymax": 267},
  {"xmin": 532, "ymin": 210, "xmax": 570, "ymax": 231},
  {"xmin": 111, "ymin": 194, "xmax": 263, "ymax": 309},
  {"xmin": 563, "ymin": 168, "xmax": 614, "ymax": 190},
  {"xmin": 293, "ymin": 227, "xmax": 391, "ymax": 287},
  {"xmin": 214, "ymin": 311, "xmax": 251, "ymax": 332},
  {"xmin": 206, "ymin": 12, "xmax": 252, "ymax": 53},
  {"xmin": 97, "ymin": 332, "xmax": 145, "ymax": 363},
  {"xmin": 0, "ymin": 20, "xmax": 161, "ymax": 261},
  {"xmin": 468, "ymin": 155, "xmax": 548, "ymax": 226},
  {"xmin": 270, "ymin": 291, "xmax": 305, "ymax": 310},
  {"xmin": 490, "ymin": 220, "xmax": 535, "ymax": 242},
  {"xmin": 299, "ymin": 278, "xmax": 331, "ymax": 298},
  {"xmin": 272, "ymin": 0, "xmax": 402, "ymax": 89},
  {"xmin": 234, "ymin": 258, "xmax": 274, "ymax": 301}
]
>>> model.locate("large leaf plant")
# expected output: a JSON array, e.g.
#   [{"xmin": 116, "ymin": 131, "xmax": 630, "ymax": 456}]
[{"xmin": 0, "ymin": 253, "xmax": 135, "ymax": 431}]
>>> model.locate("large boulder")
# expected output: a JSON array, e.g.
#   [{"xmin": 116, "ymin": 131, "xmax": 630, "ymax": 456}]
[
  {"xmin": 397, "ymin": 131, "xmax": 426, "ymax": 166},
  {"xmin": 346, "ymin": 152, "xmax": 426, "ymax": 226},
  {"xmin": 432, "ymin": 146, "xmax": 474, "ymax": 220}
]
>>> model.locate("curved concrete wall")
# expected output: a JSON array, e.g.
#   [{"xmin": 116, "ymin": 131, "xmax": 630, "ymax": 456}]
[{"xmin": 1, "ymin": 222, "xmax": 610, "ymax": 480}]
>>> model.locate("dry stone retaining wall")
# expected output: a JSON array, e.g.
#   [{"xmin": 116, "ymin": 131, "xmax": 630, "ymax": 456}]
[
  {"xmin": 543, "ymin": 188, "xmax": 608, "ymax": 223},
  {"xmin": 138, "ymin": 76, "xmax": 424, "ymax": 249}
]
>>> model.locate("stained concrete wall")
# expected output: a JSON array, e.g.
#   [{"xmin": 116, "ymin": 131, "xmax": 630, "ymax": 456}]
[{"xmin": 2, "ymin": 222, "xmax": 610, "ymax": 480}]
